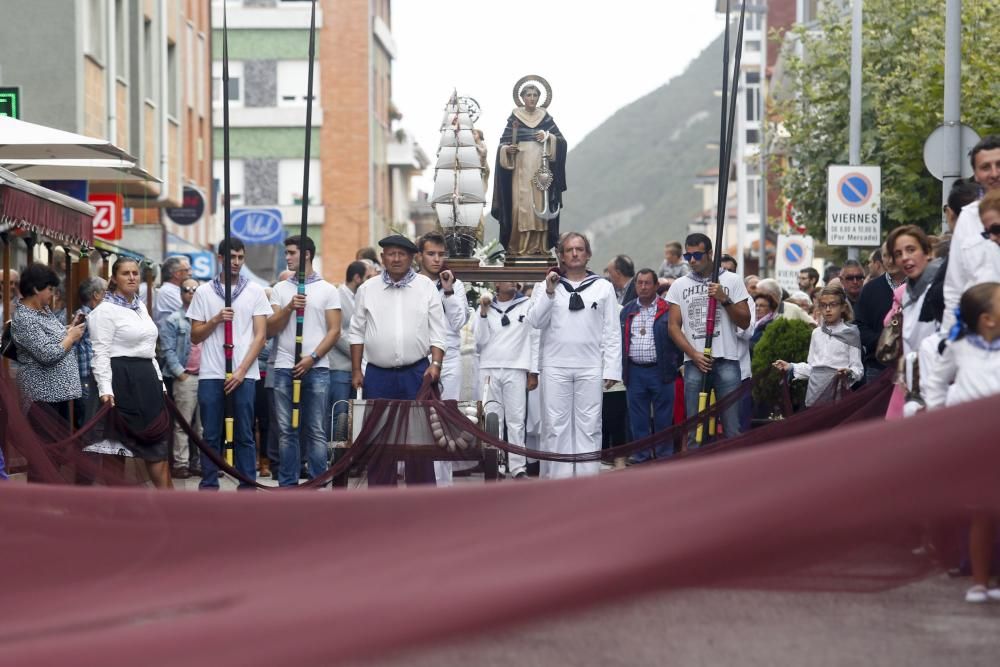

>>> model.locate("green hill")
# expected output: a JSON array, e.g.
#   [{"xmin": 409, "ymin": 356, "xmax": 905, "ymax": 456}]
[{"xmin": 562, "ymin": 32, "xmax": 725, "ymax": 271}]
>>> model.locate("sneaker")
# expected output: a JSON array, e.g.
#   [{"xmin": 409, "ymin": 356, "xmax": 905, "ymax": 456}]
[
  {"xmin": 171, "ymin": 466, "xmax": 190, "ymax": 480},
  {"xmin": 965, "ymin": 585, "xmax": 989, "ymax": 603},
  {"xmin": 259, "ymin": 459, "xmax": 271, "ymax": 479},
  {"xmin": 988, "ymin": 588, "xmax": 1000, "ymax": 602}
]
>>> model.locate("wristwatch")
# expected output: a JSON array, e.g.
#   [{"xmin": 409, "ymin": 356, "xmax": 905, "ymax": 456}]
[
  {"xmin": 443, "ymin": 289, "xmax": 455, "ymax": 296},
  {"xmin": 431, "ymin": 360, "xmax": 442, "ymax": 368},
  {"xmin": 309, "ymin": 351, "xmax": 320, "ymax": 362}
]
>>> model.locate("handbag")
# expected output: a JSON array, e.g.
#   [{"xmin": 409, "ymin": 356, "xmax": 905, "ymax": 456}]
[
  {"xmin": 875, "ymin": 311, "xmax": 903, "ymax": 365},
  {"xmin": 1, "ymin": 320, "xmax": 17, "ymax": 360}
]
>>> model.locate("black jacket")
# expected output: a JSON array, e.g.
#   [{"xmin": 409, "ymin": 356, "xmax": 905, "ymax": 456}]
[{"xmin": 854, "ymin": 275, "xmax": 895, "ymax": 369}]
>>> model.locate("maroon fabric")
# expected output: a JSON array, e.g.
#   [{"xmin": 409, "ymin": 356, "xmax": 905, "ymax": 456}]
[
  {"xmin": 0, "ymin": 185, "xmax": 93, "ymax": 245},
  {"xmin": 1, "ymin": 391, "xmax": 999, "ymax": 666}
]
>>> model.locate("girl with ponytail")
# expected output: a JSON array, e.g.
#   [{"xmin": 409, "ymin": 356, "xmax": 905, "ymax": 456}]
[{"xmin": 922, "ymin": 281, "xmax": 1000, "ymax": 603}]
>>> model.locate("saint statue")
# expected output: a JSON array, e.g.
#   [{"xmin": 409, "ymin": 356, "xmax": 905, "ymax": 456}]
[{"xmin": 491, "ymin": 75, "xmax": 568, "ymax": 257}]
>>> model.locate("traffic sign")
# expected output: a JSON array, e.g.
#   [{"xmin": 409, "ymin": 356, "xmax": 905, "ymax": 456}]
[
  {"xmin": 775, "ymin": 234, "xmax": 814, "ymax": 293},
  {"xmin": 922, "ymin": 124, "xmax": 980, "ymax": 181},
  {"xmin": 827, "ymin": 165, "xmax": 881, "ymax": 246},
  {"xmin": 231, "ymin": 208, "xmax": 284, "ymax": 245},
  {"xmin": 89, "ymin": 193, "xmax": 123, "ymax": 241}
]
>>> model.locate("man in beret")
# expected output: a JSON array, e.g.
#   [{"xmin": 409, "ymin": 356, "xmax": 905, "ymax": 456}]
[{"xmin": 348, "ymin": 234, "xmax": 448, "ymax": 486}]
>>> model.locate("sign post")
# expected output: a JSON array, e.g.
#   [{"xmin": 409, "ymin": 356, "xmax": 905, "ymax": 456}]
[
  {"xmin": 826, "ymin": 165, "xmax": 881, "ymax": 247},
  {"xmin": 775, "ymin": 234, "xmax": 814, "ymax": 294}
]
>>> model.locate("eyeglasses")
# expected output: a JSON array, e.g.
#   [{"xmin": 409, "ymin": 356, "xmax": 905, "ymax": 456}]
[
  {"xmin": 683, "ymin": 251, "xmax": 706, "ymax": 262},
  {"xmin": 818, "ymin": 302, "xmax": 843, "ymax": 310},
  {"xmin": 841, "ymin": 274, "xmax": 864, "ymax": 282},
  {"xmin": 989, "ymin": 223, "xmax": 1000, "ymax": 236}
]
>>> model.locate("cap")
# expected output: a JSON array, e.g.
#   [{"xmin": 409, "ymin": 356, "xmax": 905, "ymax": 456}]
[{"xmin": 378, "ymin": 234, "xmax": 418, "ymax": 254}]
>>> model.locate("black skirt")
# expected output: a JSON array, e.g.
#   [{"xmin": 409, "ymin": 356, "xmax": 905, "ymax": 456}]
[{"xmin": 109, "ymin": 357, "xmax": 169, "ymax": 462}]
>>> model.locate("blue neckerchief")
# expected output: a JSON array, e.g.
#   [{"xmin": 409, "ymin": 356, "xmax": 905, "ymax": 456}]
[
  {"xmin": 212, "ymin": 273, "xmax": 249, "ymax": 301},
  {"xmin": 966, "ymin": 334, "xmax": 1000, "ymax": 352},
  {"xmin": 286, "ymin": 272, "xmax": 323, "ymax": 286},
  {"xmin": 103, "ymin": 292, "xmax": 142, "ymax": 312},
  {"xmin": 948, "ymin": 307, "xmax": 966, "ymax": 342},
  {"xmin": 382, "ymin": 268, "xmax": 416, "ymax": 289}
]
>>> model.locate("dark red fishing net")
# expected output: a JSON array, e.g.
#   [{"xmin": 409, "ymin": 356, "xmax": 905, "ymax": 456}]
[{"xmin": 2, "ymin": 367, "xmax": 997, "ymax": 667}]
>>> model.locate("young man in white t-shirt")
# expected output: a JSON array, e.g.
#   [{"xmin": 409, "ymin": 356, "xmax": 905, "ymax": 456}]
[
  {"xmin": 188, "ymin": 239, "xmax": 271, "ymax": 489},
  {"xmin": 266, "ymin": 235, "xmax": 342, "ymax": 487},
  {"xmin": 666, "ymin": 233, "xmax": 751, "ymax": 446}
]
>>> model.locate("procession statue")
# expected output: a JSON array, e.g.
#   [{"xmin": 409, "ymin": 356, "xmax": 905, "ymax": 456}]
[{"xmin": 491, "ymin": 75, "xmax": 568, "ymax": 257}]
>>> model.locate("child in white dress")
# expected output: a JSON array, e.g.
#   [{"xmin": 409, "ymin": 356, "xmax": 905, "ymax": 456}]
[
  {"xmin": 923, "ymin": 281, "xmax": 1000, "ymax": 603},
  {"xmin": 774, "ymin": 285, "xmax": 863, "ymax": 407}
]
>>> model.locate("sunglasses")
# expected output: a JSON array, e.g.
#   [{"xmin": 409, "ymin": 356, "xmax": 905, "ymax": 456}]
[
  {"xmin": 683, "ymin": 251, "xmax": 706, "ymax": 262},
  {"xmin": 841, "ymin": 274, "xmax": 864, "ymax": 281},
  {"xmin": 989, "ymin": 223, "xmax": 1000, "ymax": 236},
  {"xmin": 182, "ymin": 287, "xmax": 198, "ymax": 293}
]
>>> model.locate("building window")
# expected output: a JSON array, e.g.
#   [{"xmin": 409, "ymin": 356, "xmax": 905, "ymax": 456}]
[
  {"xmin": 746, "ymin": 128, "xmax": 761, "ymax": 145},
  {"xmin": 212, "ymin": 61, "xmax": 244, "ymax": 107},
  {"xmin": 197, "ymin": 35, "xmax": 207, "ymax": 113},
  {"xmin": 143, "ymin": 19, "xmax": 154, "ymax": 101},
  {"xmin": 278, "ymin": 160, "xmax": 322, "ymax": 206},
  {"xmin": 214, "ymin": 159, "xmax": 245, "ymax": 206},
  {"xmin": 167, "ymin": 42, "xmax": 179, "ymax": 118},
  {"xmin": 747, "ymin": 175, "xmax": 762, "ymax": 216},
  {"xmin": 85, "ymin": 0, "xmax": 105, "ymax": 61},
  {"xmin": 745, "ymin": 10, "xmax": 762, "ymax": 33},
  {"xmin": 801, "ymin": 0, "xmax": 821, "ymax": 24},
  {"xmin": 115, "ymin": 0, "xmax": 127, "ymax": 75},
  {"xmin": 277, "ymin": 61, "xmax": 320, "ymax": 107},
  {"xmin": 745, "ymin": 70, "xmax": 761, "ymax": 124}
]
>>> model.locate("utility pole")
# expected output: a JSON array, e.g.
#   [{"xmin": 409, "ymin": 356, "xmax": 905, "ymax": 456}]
[
  {"xmin": 847, "ymin": 0, "xmax": 862, "ymax": 262},
  {"xmin": 941, "ymin": 0, "xmax": 962, "ymax": 220}
]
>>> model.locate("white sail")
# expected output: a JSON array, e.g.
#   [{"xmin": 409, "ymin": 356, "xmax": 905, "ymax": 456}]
[
  {"xmin": 434, "ymin": 203, "xmax": 484, "ymax": 228},
  {"xmin": 431, "ymin": 169, "xmax": 486, "ymax": 205},
  {"xmin": 440, "ymin": 111, "xmax": 474, "ymax": 130},
  {"xmin": 439, "ymin": 128, "xmax": 477, "ymax": 148},
  {"xmin": 435, "ymin": 146, "xmax": 481, "ymax": 170}
]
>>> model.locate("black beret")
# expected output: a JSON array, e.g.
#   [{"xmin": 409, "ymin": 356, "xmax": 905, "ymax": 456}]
[{"xmin": 377, "ymin": 234, "xmax": 418, "ymax": 253}]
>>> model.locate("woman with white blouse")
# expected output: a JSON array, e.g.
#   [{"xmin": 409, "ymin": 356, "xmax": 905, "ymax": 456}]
[
  {"xmin": 773, "ymin": 285, "xmax": 863, "ymax": 407},
  {"xmin": 88, "ymin": 257, "xmax": 172, "ymax": 489}
]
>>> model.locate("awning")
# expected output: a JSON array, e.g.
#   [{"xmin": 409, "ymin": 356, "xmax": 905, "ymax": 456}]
[
  {"xmin": 0, "ymin": 167, "xmax": 94, "ymax": 246},
  {"xmin": 0, "ymin": 116, "xmax": 135, "ymax": 162},
  {"xmin": 1, "ymin": 159, "xmax": 160, "ymax": 184}
]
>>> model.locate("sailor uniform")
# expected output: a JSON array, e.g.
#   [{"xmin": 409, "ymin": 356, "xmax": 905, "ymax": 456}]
[
  {"xmin": 527, "ymin": 273, "xmax": 622, "ymax": 479},
  {"xmin": 475, "ymin": 294, "xmax": 539, "ymax": 476},
  {"xmin": 789, "ymin": 321, "xmax": 863, "ymax": 406},
  {"xmin": 923, "ymin": 335, "xmax": 1000, "ymax": 409},
  {"xmin": 434, "ymin": 277, "xmax": 470, "ymax": 486}
]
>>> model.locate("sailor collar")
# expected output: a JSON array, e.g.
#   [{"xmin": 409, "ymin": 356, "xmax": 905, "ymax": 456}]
[
  {"xmin": 490, "ymin": 295, "xmax": 529, "ymax": 326},
  {"xmin": 559, "ymin": 273, "xmax": 602, "ymax": 311}
]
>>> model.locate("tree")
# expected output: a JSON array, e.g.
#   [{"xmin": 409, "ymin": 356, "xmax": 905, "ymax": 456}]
[{"xmin": 773, "ymin": 0, "xmax": 1000, "ymax": 241}]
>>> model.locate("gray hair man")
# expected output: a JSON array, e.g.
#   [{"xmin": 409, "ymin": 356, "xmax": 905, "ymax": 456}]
[{"xmin": 153, "ymin": 255, "xmax": 192, "ymax": 328}]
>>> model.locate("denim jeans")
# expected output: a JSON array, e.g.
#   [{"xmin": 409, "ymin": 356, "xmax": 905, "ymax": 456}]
[
  {"xmin": 273, "ymin": 367, "xmax": 330, "ymax": 487},
  {"xmin": 328, "ymin": 368, "xmax": 353, "ymax": 423},
  {"xmin": 625, "ymin": 364, "xmax": 675, "ymax": 462},
  {"xmin": 197, "ymin": 379, "xmax": 257, "ymax": 490},
  {"xmin": 683, "ymin": 358, "xmax": 742, "ymax": 447}
]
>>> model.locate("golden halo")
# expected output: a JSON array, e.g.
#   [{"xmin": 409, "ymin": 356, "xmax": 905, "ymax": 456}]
[{"xmin": 512, "ymin": 75, "xmax": 552, "ymax": 108}]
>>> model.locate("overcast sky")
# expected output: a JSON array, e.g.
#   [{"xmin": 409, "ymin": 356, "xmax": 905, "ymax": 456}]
[{"xmin": 392, "ymin": 0, "xmax": 725, "ymax": 195}]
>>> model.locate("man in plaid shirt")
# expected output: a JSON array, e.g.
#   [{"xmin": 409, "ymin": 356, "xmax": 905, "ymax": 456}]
[{"xmin": 73, "ymin": 277, "xmax": 106, "ymax": 427}]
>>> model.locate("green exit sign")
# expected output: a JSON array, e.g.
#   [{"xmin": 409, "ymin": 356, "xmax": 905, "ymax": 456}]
[{"xmin": 0, "ymin": 87, "xmax": 20, "ymax": 118}]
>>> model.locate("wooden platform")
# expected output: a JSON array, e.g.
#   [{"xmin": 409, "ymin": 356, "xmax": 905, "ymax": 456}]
[{"xmin": 447, "ymin": 256, "xmax": 556, "ymax": 283}]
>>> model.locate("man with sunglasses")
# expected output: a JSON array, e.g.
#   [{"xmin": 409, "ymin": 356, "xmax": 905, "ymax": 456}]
[
  {"xmin": 839, "ymin": 259, "xmax": 866, "ymax": 314},
  {"xmin": 666, "ymin": 233, "xmax": 751, "ymax": 445},
  {"xmin": 160, "ymin": 278, "xmax": 203, "ymax": 478}
]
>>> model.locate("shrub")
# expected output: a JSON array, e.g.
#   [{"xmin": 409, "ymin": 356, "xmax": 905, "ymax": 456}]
[{"xmin": 751, "ymin": 318, "xmax": 813, "ymax": 414}]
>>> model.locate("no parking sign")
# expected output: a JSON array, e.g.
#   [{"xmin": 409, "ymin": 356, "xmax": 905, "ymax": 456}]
[
  {"xmin": 827, "ymin": 165, "xmax": 881, "ymax": 246},
  {"xmin": 775, "ymin": 234, "xmax": 814, "ymax": 293}
]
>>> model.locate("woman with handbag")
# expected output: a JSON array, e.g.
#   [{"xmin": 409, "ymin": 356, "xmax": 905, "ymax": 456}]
[
  {"xmin": 10, "ymin": 263, "xmax": 85, "ymax": 422},
  {"xmin": 88, "ymin": 257, "xmax": 173, "ymax": 489}
]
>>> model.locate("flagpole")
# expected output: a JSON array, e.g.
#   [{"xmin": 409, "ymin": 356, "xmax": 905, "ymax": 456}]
[
  {"xmin": 697, "ymin": 0, "xmax": 747, "ymax": 445},
  {"xmin": 291, "ymin": 0, "xmax": 318, "ymax": 430},
  {"xmin": 222, "ymin": 5, "xmax": 235, "ymax": 465}
]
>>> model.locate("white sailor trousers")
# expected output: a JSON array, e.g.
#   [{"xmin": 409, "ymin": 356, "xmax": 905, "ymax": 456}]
[
  {"xmin": 539, "ymin": 366, "xmax": 602, "ymax": 479},
  {"xmin": 434, "ymin": 355, "xmax": 463, "ymax": 486},
  {"xmin": 480, "ymin": 367, "xmax": 528, "ymax": 475}
]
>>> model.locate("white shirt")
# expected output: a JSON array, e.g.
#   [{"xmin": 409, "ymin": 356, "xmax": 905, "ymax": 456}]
[
  {"xmin": 153, "ymin": 282, "xmax": 182, "ymax": 329},
  {"xmin": 665, "ymin": 269, "xmax": 750, "ymax": 362},
  {"xmin": 474, "ymin": 296, "xmax": 539, "ymax": 372},
  {"xmin": 526, "ymin": 274, "xmax": 622, "ymax": 380},
  {"xmin": 348, "ymin": 272, "xmax": 448, "ymax": 368},
  {"xmin": 790, "ymin": 321, "xmax": 863, "ymax": 384},
  {"xmin": 942, "ymin": 201, "xmax": 982, "ymax": 332},
  {"xmin": 327, "ymin": 283, "xmax": 356, "ymax": 372},
  {"xmin": 88, "ymin": 300, "xmax": 164, "ymax": 397},
  {"xmin": 735, "ymin": 295, "xmax": 757, "ymax": 380},
  {"xmin": 923, "ymin": 337, "xmax": 1000, "ymax": 409},
  {"xmin": 187, "ymin": 282, "xmax": 271, "ymax": 381},
  {"xmin": 270, "ymin": 279, "xmax": 340, "ymax": 370},
  {"xmin": 435, "ymin": 277, "xmax": 470, "ymax": 356}
]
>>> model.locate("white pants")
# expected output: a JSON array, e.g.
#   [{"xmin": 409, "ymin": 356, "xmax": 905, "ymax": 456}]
[
  {"xmin": 480, "ymin": 367, "xmax": 528, "ymax": 475},
  {"xmin": 540, "ymin": 366, "xmax": 602, "ymax": 479},
  {"xmin": 171, "ymin": 374, "xmax": 201, "ymax": 467},
  {"xmin": 434, "ymin": 356, "xmax": 462, "ymax": 486}
]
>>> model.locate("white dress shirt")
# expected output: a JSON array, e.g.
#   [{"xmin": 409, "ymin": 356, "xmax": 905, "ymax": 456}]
[
  {"xmin": 527, "ymin": 275, "xmax": 622, "ymax": 381},
  {"xmin": 88, "ymin": 301, "xmax": 164, "ymax": 398},
  {"xmin": 474, "ymin": 296, "xmax": 539, "ymax": 372},
  {"xmin": 790, "ymin": 321, "xmax": 863, "ymax": 384},
  {"xmin": 348, "ymin": 273, "xmax": 447, "ymax": 368}
]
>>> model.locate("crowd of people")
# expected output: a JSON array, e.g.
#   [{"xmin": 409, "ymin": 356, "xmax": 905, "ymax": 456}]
[{"xmin": 2, "ymin": 136, "xmax": 999, "ymax": 600}]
